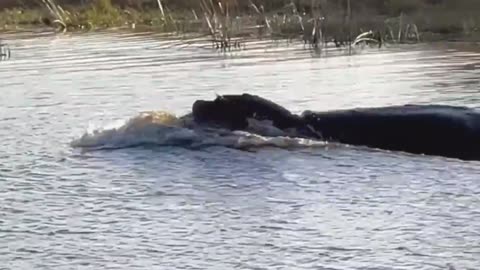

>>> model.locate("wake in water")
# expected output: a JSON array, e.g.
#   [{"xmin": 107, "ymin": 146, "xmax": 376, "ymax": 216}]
[
  {"xmin": 70, "ymin": 92, "xmax": 480, "ymax": 161},
  {"xmin": 70, "ymin": 111, "xmax": 328, "ymax": 151}
]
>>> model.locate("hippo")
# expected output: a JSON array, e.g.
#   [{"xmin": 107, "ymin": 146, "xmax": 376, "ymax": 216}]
[{"xmin": 191, "ymin": 93, "xmax": 480, "ymax": 161}]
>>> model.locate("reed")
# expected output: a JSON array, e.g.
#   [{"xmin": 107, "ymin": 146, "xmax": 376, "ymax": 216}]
[
  {"xmin": 0, "ymin": 42, "xmax": 11, "ymax": 60},
  {"xmin": 1, "ymin": 0, "xmax": 479, "ymax": 47},
  {"xmin": 40, "ymin": 0, "xmax": 71, "ymax": 31}
]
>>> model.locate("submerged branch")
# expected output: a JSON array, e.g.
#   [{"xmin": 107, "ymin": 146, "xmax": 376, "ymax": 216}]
[{"xmin": 0, "ymin": 42, "xmax": 11, "ymax": 60}]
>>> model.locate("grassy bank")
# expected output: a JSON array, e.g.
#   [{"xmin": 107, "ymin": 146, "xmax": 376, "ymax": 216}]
[{"xmin": 1, "ymin": 0, "xmax": 480, "ymax": 48}]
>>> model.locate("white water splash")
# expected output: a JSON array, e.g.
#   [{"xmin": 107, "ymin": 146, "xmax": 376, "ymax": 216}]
[{"xmin": 70, "ymin": 111, "xmax": 328, "ymax": 150}]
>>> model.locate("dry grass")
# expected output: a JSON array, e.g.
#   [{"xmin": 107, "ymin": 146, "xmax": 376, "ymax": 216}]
[{"xmin": 0, "ymin": 0, "xmax": 479, "ymax": 47}]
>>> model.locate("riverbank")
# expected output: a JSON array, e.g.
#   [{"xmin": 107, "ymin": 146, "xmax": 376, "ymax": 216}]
[{"xmin": 1, "ymin": 0, "xmax": 480, "ymax": 47}]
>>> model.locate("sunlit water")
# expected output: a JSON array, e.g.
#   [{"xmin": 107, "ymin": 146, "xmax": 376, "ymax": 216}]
[{"xmin": 1, "ymin": 30, "xmax": 479, "ymax": 270}]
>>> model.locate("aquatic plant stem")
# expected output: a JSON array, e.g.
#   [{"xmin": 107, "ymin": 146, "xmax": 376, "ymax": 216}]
[
  {"xmin": 156, "ymin": 0, "xmax": 165, "ymax": 19},
  {"xmin": 347, "ymin": 0, "xmax": 352, "ymax": 55}
]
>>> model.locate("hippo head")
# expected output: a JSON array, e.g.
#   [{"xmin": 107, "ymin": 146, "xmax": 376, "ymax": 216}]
[{"xmin": 192, "ymin": 93, "xmax": 320, "ymax": 138}]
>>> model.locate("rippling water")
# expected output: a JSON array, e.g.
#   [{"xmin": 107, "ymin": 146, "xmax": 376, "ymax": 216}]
[{"xmin": 1, "ymin": 30, "xmax": 480, "ymax": 270}]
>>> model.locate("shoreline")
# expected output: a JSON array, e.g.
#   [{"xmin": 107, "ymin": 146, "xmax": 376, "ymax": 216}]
[{"xmin": 1, "ymin": 1, "xmax": 480, "ymax": 47}]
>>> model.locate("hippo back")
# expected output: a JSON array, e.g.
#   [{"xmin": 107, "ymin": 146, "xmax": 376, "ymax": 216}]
[{"xmin": 301, "ymin": 104, "xmax": 480, "ymax": 160}]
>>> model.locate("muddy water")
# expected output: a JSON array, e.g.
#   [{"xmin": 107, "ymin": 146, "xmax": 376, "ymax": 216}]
[{"xmin": 0, "ymin": 31, "xmax": 479, "ymax": 269}]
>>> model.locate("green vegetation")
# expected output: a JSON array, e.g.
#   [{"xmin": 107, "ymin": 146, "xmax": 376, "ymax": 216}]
[{"xmin": 1, "ymin": 0, "xmax": 479, "ymax": 48}]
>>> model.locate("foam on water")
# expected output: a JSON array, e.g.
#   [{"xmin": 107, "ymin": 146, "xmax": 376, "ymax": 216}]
[{"xmin": 70, "ymin": 111, "xmax": 328, "ymax": 150}]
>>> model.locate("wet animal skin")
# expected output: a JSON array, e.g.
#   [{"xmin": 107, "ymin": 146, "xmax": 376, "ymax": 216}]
[{"xmin": 192, "ymin": 93, "xmax": 480, "ymax": 161}]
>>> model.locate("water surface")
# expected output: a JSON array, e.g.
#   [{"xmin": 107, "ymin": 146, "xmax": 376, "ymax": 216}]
[{"xmin": 1, "ymin": 31, "xmax": 479, "ymax": 270}]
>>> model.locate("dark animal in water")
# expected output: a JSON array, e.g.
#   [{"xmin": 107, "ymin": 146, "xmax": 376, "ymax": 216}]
[
  {"xmin": 192, "ymin": 93, "xmax": 319, "ymax": 138},
  {"xmin": 191, "ymin": 93, "xmax": 480, "ymax": 161}
]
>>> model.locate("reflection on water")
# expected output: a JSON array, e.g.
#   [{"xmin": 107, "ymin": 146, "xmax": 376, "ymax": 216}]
[{"xmin": 0, "ymin": 30, "xmax": 479, "ymax": 270}]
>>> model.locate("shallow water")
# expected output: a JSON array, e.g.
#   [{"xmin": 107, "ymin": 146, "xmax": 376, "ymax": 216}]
[{"xmin": 1, "ymin": 30, "xmax": 479, "ymax": 270}]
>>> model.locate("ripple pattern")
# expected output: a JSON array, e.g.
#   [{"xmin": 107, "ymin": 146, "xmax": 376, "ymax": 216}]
[{"xmin": 1, "ymin": 31, "xmax": 480, "ymax": 270}]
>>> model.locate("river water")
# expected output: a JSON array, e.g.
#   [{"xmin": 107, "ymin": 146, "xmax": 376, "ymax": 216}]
[{"xmin": 0, "ymin": 30, "xmax": 479, "ymax": 270}]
